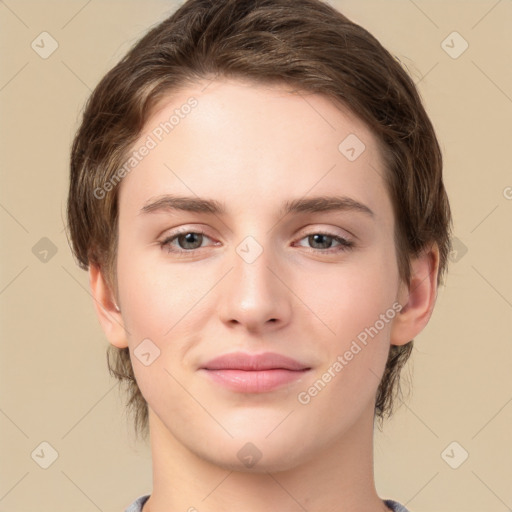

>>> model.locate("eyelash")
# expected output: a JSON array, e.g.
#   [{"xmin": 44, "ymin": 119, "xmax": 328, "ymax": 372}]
[{"xmin": 159, "ymin": 228, "xmax": 355, "ymax": 256}]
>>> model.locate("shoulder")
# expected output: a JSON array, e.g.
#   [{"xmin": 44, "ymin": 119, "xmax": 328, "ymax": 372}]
[
  {"xmin": 383, "ymin": 499, "xmax": 412, "ymax": 512},
  {"xmin": 124, "ymin": 496, "xmax": 408, "ymax": 512},
  {"xmin": 124, "ymin": 494, "xmax": 150, "ymax": 512}
]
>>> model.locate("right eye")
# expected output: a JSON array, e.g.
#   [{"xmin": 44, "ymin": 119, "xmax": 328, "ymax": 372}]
[{"xmin": 160, "ymin": 229, "xmax": 218, "ymax": 254}]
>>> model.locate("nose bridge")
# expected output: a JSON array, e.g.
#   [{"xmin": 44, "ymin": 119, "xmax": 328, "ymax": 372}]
[
  {"xmin": 235, "ymin": 235, "xmax": 274, "ymax": 298},
  {"xmin": 217, "ymin": 233, "xmax": 291, "ymax": 331}
]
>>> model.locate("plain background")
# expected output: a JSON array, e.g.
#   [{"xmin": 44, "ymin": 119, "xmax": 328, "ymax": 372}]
[{"xmin": 1, "ymin": 1, "xmax": 511, "ymax": 511}]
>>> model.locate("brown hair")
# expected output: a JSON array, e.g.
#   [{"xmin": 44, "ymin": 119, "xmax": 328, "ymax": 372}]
[{"xmin": 67, "ymin": 0, "xmax": 452, "ymax": 440}]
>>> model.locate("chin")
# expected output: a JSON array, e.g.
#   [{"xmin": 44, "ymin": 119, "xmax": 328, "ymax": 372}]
[
  {"xmin": 205, "ymin": 449, "xmax": 306, "ymax": 474},
  {"xmin": 193, "ymin": 431, "xmax": 312, "ymax": 474}
]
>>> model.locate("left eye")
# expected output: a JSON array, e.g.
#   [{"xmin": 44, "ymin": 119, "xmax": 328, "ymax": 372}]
[{"xmin": 295, "ymin": 233, "xmax": 354, "ymax": 251}]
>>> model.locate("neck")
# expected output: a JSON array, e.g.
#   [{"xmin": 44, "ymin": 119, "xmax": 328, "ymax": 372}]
[{"xmin": 142, "ymin": 403, "xmax": 391, "ymax": 512}]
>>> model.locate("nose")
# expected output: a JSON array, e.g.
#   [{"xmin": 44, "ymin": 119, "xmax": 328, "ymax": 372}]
[{"xmin": 217, "ymin": 240, "xmax": 292, "ymax": 334}]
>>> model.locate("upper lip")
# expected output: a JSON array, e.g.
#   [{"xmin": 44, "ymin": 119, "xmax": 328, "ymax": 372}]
[{"xmin": 200, "ymin": 352, "xmax": 310, "ymax": 371}]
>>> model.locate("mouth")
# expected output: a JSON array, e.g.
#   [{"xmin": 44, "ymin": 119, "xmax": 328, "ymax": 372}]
[{"xmin": 199, "ymin": 352, "xmax": 311, "ymax": 393}]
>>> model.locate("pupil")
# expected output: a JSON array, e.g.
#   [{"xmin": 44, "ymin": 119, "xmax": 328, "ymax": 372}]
[
  {"xmin": 180, "ymin": 233, "xmax": 202, "ymax": 249},
  {"xmin": 311, "ymin": 234, "xmax": 331, "ymax": 248}
]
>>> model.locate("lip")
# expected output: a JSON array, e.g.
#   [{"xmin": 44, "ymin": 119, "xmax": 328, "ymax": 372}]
[{"xmin": 199, "ymin": 352, "xmax": 311, "ymax": 393}]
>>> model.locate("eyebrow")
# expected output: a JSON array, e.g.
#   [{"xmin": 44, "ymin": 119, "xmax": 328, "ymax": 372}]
[{"xmin": 139, "ymin": 194, "xmax": 374, "ymax": 218}]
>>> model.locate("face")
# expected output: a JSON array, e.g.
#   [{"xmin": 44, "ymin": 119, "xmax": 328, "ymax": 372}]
[{"xmin": 115, "ymin": 78, "xmax": 402, "ymax": 471}]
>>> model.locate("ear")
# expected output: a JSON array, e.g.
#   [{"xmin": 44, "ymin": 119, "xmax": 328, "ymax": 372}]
[
  {"xmin": 390, "ymin": 243, "xmax": 440, "ymax": 346},
  {"xmin": 88, "ymin": 263, "xmax": 128, "ymax": 349}
]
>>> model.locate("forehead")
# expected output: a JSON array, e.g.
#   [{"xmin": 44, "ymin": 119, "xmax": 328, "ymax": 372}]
[{"xmin": 117, "ymin": 78, "xmax": 392, "ymax": 226}]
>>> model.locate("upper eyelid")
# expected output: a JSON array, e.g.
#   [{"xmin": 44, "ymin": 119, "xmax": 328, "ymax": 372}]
[{"xmin": 295, "ymin": 225, "xmax": 353, "ymax": 241}]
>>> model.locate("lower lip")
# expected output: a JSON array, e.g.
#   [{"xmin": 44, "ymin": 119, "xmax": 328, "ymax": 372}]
[{"xmin": 201, "ymin": 369, "xmax": 309, "ymax": 393}]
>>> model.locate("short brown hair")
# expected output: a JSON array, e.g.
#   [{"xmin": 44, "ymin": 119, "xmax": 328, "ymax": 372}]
[{"xmin": 67, "ymin": 0, "xmax": 452, "ymax": 440}]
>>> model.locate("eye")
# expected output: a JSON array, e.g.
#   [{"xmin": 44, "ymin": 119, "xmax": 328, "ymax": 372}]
[
  {"xmin": 159, "ymin": 229, "xmax": 354, "ymax": 256},
  {"xmin": 160, "ymin": 229, "xmax": 216, "ymax": 253},
  {"xmin": 295, "ymin": 232, "xmax": 354, "ymax": 252}
]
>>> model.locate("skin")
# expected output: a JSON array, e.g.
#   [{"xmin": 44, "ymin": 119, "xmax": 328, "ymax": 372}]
[{"xmin": 90, "ymin": 78, "xmax": 439, "ymax": 512}]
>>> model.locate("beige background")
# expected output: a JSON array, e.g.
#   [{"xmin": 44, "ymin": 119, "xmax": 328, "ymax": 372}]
[{"xmin": 1, "ymin": 0, "xmax": 511, "ymax": 511}]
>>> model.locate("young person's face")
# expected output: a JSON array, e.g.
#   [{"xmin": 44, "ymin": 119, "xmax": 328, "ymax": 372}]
[{"xmin": 107, "ymin": 78, "xmax": 416, "ymax": 470}]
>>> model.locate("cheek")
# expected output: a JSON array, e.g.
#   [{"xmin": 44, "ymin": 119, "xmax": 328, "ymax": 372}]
[
  {"xmin": 116, "ymin": 248, "xmax": 215, "ymax": 388},
  {"xmin": 299, "ymin": 245, "xmax": 399, "ymax": 343},
  {"xmin": 115, "ymin": 255, "xmax": 194, "ymax": 406},
  {"xmin": 297, "ymin": 245, "xmax": 399, "ymax": 410},
  {"xmin": 116, "ymin": 244, "xmax": 201, "ymax": 336},
  {"xmin": 296, "ymin": 258, "xmax": 398, "ymax": 428}
]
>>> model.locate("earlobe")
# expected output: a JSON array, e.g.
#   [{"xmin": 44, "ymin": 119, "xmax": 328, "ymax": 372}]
[
  {"xmin": 390, "ymin": 243, "xmax": 440, "ymax": 347},
  {"xmin": 88, "ymin": 263, "xmax": 129, "ymax": 349}
]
